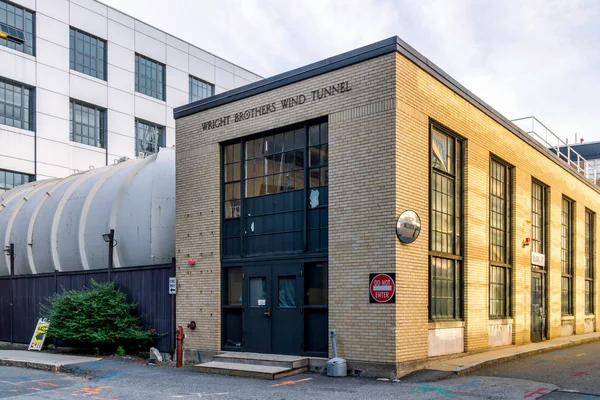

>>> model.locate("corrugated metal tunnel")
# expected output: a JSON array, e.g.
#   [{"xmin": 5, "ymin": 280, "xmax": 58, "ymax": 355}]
[{"xmin": 0, "ymin": 148, "xmax": 175, "ymax": 276}]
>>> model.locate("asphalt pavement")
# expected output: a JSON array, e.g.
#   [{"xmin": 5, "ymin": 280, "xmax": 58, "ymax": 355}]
[{"xmin": 0, "ymin": 342, "xmax": 599, "ymax": 399}]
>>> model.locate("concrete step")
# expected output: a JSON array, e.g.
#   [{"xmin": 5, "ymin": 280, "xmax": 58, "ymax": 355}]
[
  {"xmin": 194, "ymin": 361, "xmax": 308, "ymax": 380},
  {"xmin": 214, "ymin": 352, "xmax": 309, "ymax": 369}
]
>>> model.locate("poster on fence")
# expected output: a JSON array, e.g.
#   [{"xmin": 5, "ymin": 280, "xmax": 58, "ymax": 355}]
[{"xmin": 28, "ymin": 318, "xmax": 50, "ymax": 351}]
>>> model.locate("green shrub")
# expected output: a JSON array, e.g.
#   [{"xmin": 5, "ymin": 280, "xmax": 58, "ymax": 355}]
[
  {"xmin": 116, "ymin": 345, "xmax": 126, "ymax": 356},
  {"xmin": 43, "ymin": 280, "xmax": 158, "ymax": 352}
]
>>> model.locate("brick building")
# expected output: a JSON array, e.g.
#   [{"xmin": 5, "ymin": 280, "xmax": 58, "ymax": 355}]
[{"xmin": 173, "ymin": 36, "xmax": 600, "ymax": 376}]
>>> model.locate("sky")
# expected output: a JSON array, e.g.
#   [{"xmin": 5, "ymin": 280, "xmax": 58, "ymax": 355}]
[{"xmin": 102, "ymin": 0, "xmax": 600, "ymax": 143}]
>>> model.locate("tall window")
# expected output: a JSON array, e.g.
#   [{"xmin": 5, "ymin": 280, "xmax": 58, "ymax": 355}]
[
  {"xmin": 0, "ymin": 77, "xmax": 32, "ymax": 130},
  {"xmin": 135, "ymin": 119, "xmax": 164, "ymax": 155},
  {"xmin": 585, "ymin": 209, "xmax": 594, "ymax": 315},
  {"xmin": 70, "ymin": 28, "xmax": 106, "ymax": 80},
  {"xmin": 0, "ymin": 1, "xmax": 34, "ymax": 56},
  {"xmin": 70, "ymin": 100, "xmax": 106, "ymax": 148},
  {"xmin": 561, "ymin": 197, "xmax": 574, "ymax": 315},
  {"xmin": 429, "ymin": 124, "xmax": 463, "ymax": 320},
  {"xmin": 189, "ymin": 76, "xmax": 214, "ymax": 103},
  {"xmin": 531, "ymin": 182, "xmax": 547, "ymax": 265},
  {"xmin": 223, "ymin": 142, "xmax": 240, "ymax": 219},
  {"xmin": 135, "ymin": 54, "xmax": 165, "ymax": 101},
  {"xmin": 0, "ymin": 168, "xmax": 32, "ymax": 193},
  {"xmin": 490, "ymin": 158, "xmax": 512, "ymax": 318}
]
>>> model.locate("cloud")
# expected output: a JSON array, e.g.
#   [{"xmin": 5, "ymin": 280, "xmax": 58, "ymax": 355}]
[{"xmin": 102, "ymin": 0, "xmax": 600, "ymax": 141}]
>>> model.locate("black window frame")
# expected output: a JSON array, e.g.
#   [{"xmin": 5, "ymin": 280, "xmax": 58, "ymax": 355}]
[
  {"xmin": 429, "ymin": 121, "xmax": 464, "ymax": 321},
  {"xmin": 489, "ymin": 156, "xmax": 513, "ymax": 319},
  {"xmin": 135, "ymin": 119, "xmax": 165, "ymax": 156},
  {"xmin": 585, "ymin": 209, "xmax": 594, "ymax": 315},
  {"xmin": 135, "ymin": 53, "xmax": 165, "ymax": 101},
  {"xmin": 0, "ymin": 76, "xmax": 33, "ymax": 131},
  {"xmin": 69, "ymin": 99, "xmax": 106, "ymax": 148},
  {"xmin": 0, "ymin": 168, "xmax": 33, "ymax": 193},
  {"xmin": 69, "ymin": 27, "xmax": 107, "ymax": 81},
  {"xmin": 0, "ymin": 0, "xmax": 34, "ymax": 56},
  {"xmin": 561, "ymin": 196, "xmax": 574, "ymax": 316},
  {"xmin": 189, "ymin": 75, "xmax": 214, "ymax": 103}
]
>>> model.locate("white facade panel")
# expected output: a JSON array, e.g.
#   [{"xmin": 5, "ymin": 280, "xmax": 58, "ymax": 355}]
[
  {"xmin": 37, "ymin": 64, "xmax": 69, "ymax": 95},
  {"xmin": 0, "ymin": 50, "xmax": 36, "ymax": 86},
  {"xmin": 70, "ymin": 144, "xmax": 106, "ymax": 172},
  {"xmin": 234, "ymin": 75, "xmax": 252, "ymax": 89},
  {"xmin": 134, "ymin": 20, "xmax": 165, "ymax": 43},
  {"xmin": 107, "ymin": 64, "xmax": 134, "ymax": 92},
  {"xmin": 135, "ymin": 95, "xmax": 166, "ymax": 126},
  {"xmin": 107, "ymin": 43, "xmax": 135, "ymax": 72},
  {"xmin": 37, "ymin": 0, "xmax": 70, "ymax": 23},
  {"xmin": 108, "ymin": 87, "xmax": 134, "ymax": 116},
  {"xmin": 36, "ymin": 14, "xmax": 70, "ymax": 49},
  {"xmin": 216, "ymin": 67, "xmax": 234, "ymax": 90},
  {"xmin": 36, "ymin": 139, "xmax": 70, "ymax": 167},
  {"xmin": 36, "ymin": 113, "xmax": 69, "ymax": 141},
  {"xmin": 108, "ymin": 132, "xmax": 135, "ymax": 158},
  {"xmin": 36, "ymin": 89, "xmax": 69, "ymax": 120},
  {"xmin": 107, "ymin": 109, "xmax": 134, "ymax": 138},
  {"xmin": 166, "ymin": 45, "xmax": 188, "ymax": 73},
  {"xmin": 107, "ymin": 7, "xmax": 134, "ymax": 28},
  {"xmin": 189, "ymin": 56, "xmax": 214, "ymax": 84},
  {"xmin": 37, "ymin": 38, "xmax": 70, "ymax": 71},
  {"xmin": 189, "ymin": 46, "xmax": 215, "ymax": 65},
  {"xmin": 166, "ymin": 35, "xmax": 187, "ymax": 52},
  {"xmin": 166, "ymin": 107, "xmax": 175, "ymax": 128},
  {"xmin": 166, "ymin": 86, "xmax": 187, "ymax": 109},
  {"xmin": 166, "ymin": 65, "xmax": 187, "ymax": 93},
  {"xmin": 70, "ymin": 73, "xmax": 108, "ymax": 108},
  {"xmin": 36, "ymin": 161, "xmax": 71, "ymax": 178},
  {"xmin": 0, "ymin": 155, "xmax": 34, "ymax": 174},
  {"xmin": 165, "ymin": 127, "xmax": 175, "ymax": 147},
  {"xmin": 235, "ymin": 66, "xmax": 260, "ymax": 82},
  {"xmin": 107, "ymin": 19, "xmax": 134, "ymax": 50},
  {"xmin": 215, "ymin": 57, "xmax": 234, "ymax": 73},
  {"xmin": 0, "ymin": 127, "xmax": 34, "ymax": 161},
  {"xmin": 135, "ymin": 32, "xmax": 166, "ymax": 64},
  {"xmin": 215, "ymin": 86, "xmax": 227, "ymax": 95},
  {"xmin": 71, "ymin": 0, "xmax": 107, "ymax": 16},
  {"xmin": 70, "ymin": 3, "xmax": 108, "ymax": 39}
]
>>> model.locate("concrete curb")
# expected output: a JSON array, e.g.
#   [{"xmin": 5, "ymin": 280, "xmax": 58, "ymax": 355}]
[
  {"xmin": 0, "ymin": 359, "xmax": 61, "ymax": 373},
  {"xmin": 453, "ymin": 335, "xmax": 600, "ymax": 376}
]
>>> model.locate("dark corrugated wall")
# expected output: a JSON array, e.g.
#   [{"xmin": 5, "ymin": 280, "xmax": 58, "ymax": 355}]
[{"xmin": 0, "ymin": 263, "xmax": 175, "ymax": 353}]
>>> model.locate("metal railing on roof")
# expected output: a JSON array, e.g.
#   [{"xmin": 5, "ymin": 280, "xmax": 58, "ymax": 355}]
[{"xmin": 511, "ymin": 116, "xmax": 599, "ymax": 185}]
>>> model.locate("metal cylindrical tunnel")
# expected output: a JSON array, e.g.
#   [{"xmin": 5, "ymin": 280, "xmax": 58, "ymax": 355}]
[{"xmin": 0, "ymin": 148, "xmax": 175, "ymax": 276}]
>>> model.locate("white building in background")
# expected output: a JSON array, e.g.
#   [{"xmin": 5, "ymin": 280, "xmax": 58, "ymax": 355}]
[{"xmin": 0, "ymin": 0, "xmax": 261, "ymax": 190}]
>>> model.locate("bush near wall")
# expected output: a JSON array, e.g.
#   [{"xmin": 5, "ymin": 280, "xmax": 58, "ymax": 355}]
[{"xmin": 43, "ymin": 280, "xmax": 159, "ymax": 353}]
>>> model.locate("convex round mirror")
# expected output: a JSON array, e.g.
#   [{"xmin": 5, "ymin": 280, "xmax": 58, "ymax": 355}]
[{"xmin": 396, "ymin": 210, "xmax": 421, "ymax": 244}]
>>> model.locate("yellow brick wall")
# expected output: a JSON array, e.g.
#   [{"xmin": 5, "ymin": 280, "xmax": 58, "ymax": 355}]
[
  {"xmin": 394, "ymin": 51, "xmax": 600, "ymax": 352},
  {"xmin": 174, "ymin": 48, "xmax": 600, "ymax": 367}
]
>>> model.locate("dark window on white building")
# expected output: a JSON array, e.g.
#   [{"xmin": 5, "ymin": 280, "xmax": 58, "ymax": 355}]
[
  {"xmin": 189, "ymin": 76, "xmax": 214, "ymax": 103},
  {"xmin": 135, "ymin": 119, "xmax": 164, "ymax": 155},
  {"xmin": 70, "ymin": 100, "xmax": 106, "ymax": 148},
  {"xmin": 0, "ymin": 0, "xmax": 34, "ymax": 56},
  {"xmin": 0, "ymin": 77, "xmax": 33, "ymax": 130},
  {"xmin": 0, "ymin": 168, "xmax": 32, "ymax": 193},
  {"xmin": 135, "ymin": 54, "xmax": 165, "ymax": 101},
  {"xmin": 70, "ymin": 27, "xmax": 106, "ymax": 80}
]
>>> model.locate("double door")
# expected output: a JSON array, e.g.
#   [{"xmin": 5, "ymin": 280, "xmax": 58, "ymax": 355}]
[{"xmin": 242, "ymin": 263, "xmax": 303, "ymax": 355}]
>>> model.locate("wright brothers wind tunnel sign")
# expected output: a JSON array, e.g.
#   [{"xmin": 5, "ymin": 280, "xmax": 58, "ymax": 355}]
[{"xmin": 199, "ymin": 81, "xmax": 352, "ymax": 131}]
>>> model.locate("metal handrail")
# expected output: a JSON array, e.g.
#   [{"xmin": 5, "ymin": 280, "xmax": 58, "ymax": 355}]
[{"xmin": 511, "ymin": 116, "xmax": 598, "ymax": 185}]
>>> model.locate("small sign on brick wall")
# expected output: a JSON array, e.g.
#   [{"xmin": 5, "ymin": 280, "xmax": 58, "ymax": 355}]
[{"xmin": 369, "ymin": 273, "xmax": 396, "ymax": 303}]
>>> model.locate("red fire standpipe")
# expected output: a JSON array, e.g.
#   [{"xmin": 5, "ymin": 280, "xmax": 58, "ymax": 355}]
[{"xmin": 176, "ymin": 326, "xmax": 184, "ymax": 368}]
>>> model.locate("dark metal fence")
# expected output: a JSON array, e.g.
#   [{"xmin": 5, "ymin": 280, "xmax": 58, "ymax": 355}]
[{"xmin": 0, "ymin": 263, "xmax": 176, "ymax": 353}]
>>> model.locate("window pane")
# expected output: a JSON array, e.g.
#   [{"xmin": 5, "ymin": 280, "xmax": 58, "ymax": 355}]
[
  {"xmin": 226, "ymin": 267, "xmax": 242, "ymax": 306},
  {"xmin": 249, "ymin": 277, "xmax": 267, "ymax": 307},
  {"xmin": 135, "ymin": 120, "xmax": 164, "ymax": 154},
  {"xmin": 189, "ymin": 75, "xmax": 215, "ymax": 103},
  {"xmin": 278, "ymin": 277, "xmax": 296, "ymax": 308},
  {"xmin": 136, "ymin": 54, "xmax": 165, "ymax": 100},
  {"xmin": 305, "ymin": 262, "xmax": 328, "ymax": 305},
  {"xmin": 0, "ymin": 77, "xmax": 32, "ymax": 131},
  {"xmin": 70, "ymin": 100, "xmax": 105, "ymax": 148},
  {"xmin": 69, "ymin": 28, "xmax": 106, "ymax": 80}
]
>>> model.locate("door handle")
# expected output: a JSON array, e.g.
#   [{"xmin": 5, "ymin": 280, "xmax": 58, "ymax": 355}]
[{"xmin": 264, "ymin": 307, "xmax": 271, "ymax": 317}]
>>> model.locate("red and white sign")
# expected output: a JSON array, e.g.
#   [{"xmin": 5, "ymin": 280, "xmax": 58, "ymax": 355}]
[{"xmin": 369, "ymin": 273, "xmax": 396, "ymax": 303}]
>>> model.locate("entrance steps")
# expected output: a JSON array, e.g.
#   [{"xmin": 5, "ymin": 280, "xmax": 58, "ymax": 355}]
[{"xmin": 194, "ymin": 352, "xmax": 309, "ymax": 380}]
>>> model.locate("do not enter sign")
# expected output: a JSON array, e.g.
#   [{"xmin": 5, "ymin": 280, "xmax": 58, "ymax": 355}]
[{"xmin": 369, "ymin": 273, "xmax": 396, "ymax": 303}]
